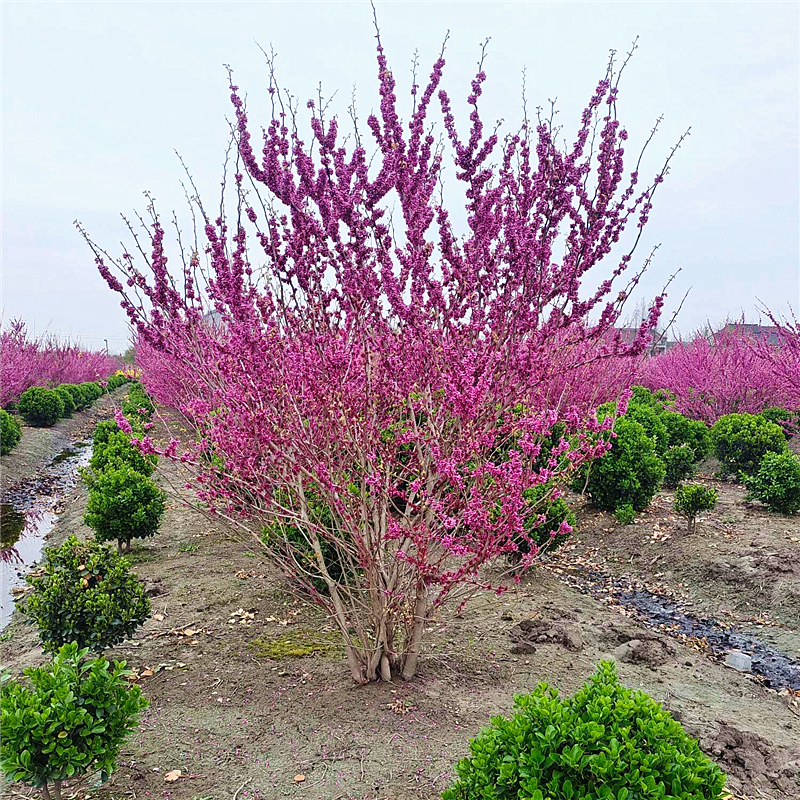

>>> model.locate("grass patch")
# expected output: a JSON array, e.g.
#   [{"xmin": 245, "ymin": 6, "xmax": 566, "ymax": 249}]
[
  {"xmin": 249, "ymin": 629, "xmax": 343, "ymax": 659},
  {"xmin": 178, "ymin": 542, "xmax": 200, "ymax": 554},
  {"xmin": 124, "ymin": 547, "xmax": 160, "ymax": 565}
]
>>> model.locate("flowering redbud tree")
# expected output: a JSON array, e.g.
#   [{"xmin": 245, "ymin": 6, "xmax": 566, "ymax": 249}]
[
  {"xmin": 752, "ymin": 310, "xmax": 800, "ymax": 413},
  {"xmin": 80, "ymin": 30, "xmax": 682, "ymax": 683},
  {"xmin": 642, "ymin": 323, "xmax": 795, "ymax": 423}
]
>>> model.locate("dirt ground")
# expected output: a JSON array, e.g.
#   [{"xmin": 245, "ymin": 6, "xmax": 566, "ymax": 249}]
[{"xmin": 2, "ymin": 417, "xmax": 800, "ymax": 800}]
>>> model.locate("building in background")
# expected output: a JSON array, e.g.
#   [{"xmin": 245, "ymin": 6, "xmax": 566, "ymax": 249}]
[{"xmin": 718, "ymin": 322, "xmax": 780, "ymax": 346}]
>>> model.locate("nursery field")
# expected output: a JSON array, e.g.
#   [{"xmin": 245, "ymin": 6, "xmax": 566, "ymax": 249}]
[
  {"xmin": 3, "ymin": 409, "xmax": 799, "ymax": 800},
  {"xmin": 4, "ymin": 23, "xmax": 800, "ymax": 800}
]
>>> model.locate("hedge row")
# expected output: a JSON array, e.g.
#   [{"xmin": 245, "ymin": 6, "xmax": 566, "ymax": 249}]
[{"xmin": 0, "ymin": 372, "xmax": 133, "ymax": 456}]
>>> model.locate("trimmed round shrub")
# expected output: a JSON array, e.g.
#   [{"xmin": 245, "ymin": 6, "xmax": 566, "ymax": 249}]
[
  {"xmin": 122, "ymin": 383, "xmax": 155, "ymax": 421},
  {"xmin": 61, "ymin": 383, "xmax": 89, "ymax": 411},
  {"xmin": 744, "ymin": 451, "xmax": 800, "ymax": 514},
  {"xmin": 759, "ymin": 406, "xmax": 796, "ymax": 439},
  {"xmin": 614, "ymin": 503, "xmax": 635, "ymax": 525},
  {"xmin": 442, "ymin": 660, "xmax": 726, "ymax": 800},
  {"xmin": 24, "ymin": 535, "xmax": 150, "ymax": 653},
  {"xmin": 80, "ymin": 382, "xmax": 103, "ymax": 403},
  {"xmin": 576, "ymin": 417, "xmax": 665, "ymax": 512},
  {"xmin": 711, "ymin": 413, "xmax": 787, "ymax": 477},
  {"xmin": 93, "ymin": 419, "xmax": 123, "ymax": 447},
  {"xmin": 663, "ymin": 443, "xmax": 696, "ymax": 488},
  {"xmin": 630, "ymin": 384, "xmax": 675, "ymax": 410},
  {"xmin": 661, "ymin": 410, "xmax": 711, "ymax": 461},
  {"xmin": 55, "ymin": 386, "xmax": 76, "ymax": 418},
  {"xmin": 0, "ymin": 642, "xmax": 148, "ymax": 796},
  {"xmin": 84, "ymin": 464, "xmax": 166, "ymax": 551},
  {"xmin": 626, "ymin": 402, "xmax": 669, "ymax": 455},
  {"xmin": 17, "ymin": 387, "xmax": 65, "ymax": 427},
  {"xmin": 89, "ymin": 430, "xmax": 157, "ymax": 477},
  {"xmin": 510, "ymin": 483, "xmax": 576, "ymax": 560},
  {"xmin": 674, "ymin": 483, "xmax": 718, "ymax": 533},
  {"xmin": 0, "ymin": 409, "xmax": 22, "ymax": 455}
]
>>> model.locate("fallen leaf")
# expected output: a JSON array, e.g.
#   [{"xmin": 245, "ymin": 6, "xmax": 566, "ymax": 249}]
[
  {"xmin": 153, "ymin": 613, "xmax": 165, "ymax": 622},
  {"xmin": 294, "ymin": 773, "xmax": 306, "ymax": 783},
  {"xmin": 164, "ymin": 769, "xmax": 182, "ymax": 782},
  {"xmin": 183, "ymin": 627, "xmax": 201, "ymax": 637}
]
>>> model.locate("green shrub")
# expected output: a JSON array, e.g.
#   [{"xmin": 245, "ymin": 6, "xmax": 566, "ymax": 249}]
[
  {"xmin": 80, "ymin": 382, "xmax": 103, "ymax": 404},
  {"xmin": 0, "ymin": 410, "xmax": 22, "ymax": 455},
  {"xmin": 122, "ymin": 383, "xmax": 154, "ymax": 421},
  {"xmin": 17, "ymin": 387, "xmax": 65, "ymax": 427},
  {"xmin": 663, "ymin": 443, "xmax": 696, "ymax": 488},
  {"xmin": 93, "ymin": 419, "xmax": 123, "ymax": 447},
  {"xmin": 262, "ymin": 484, "xmax": 359, "ymax": 596},
  {"xmin": 661, "ymin": 410, "xmax": 711, "ymax": 461},
  {"xmin": 744, "ymin": 451, "xmax": 800, "ymax": 514},
  {"xmin": 711, "ymin": 413, "xmax": 787, "ymax": 477},
  {"xmin": 0, "ymin": 642, "xmax": 147, "ymax": 796},
  {"xmin": 60, "ymin": 383, "xmax": 89, "ymax": 411},
  {"xmin": 759, "ymin": 406, "xmax": 796, "ymax": 439},
  {"xmin": 629, "ymin": 385, "xmax": 676, "ymax": 411},
  {"xmin": 25, "ymin": 535, "xmax": 150, "ymax": 653},
  {"xmin": 509, "ymin": 484, "xmax": 576, "ymax": 560},
  {"xmin": 84, "ymin": 465, "xmax": 166, "ymax": 551},
  {"xmin": 674, "ymin": 483, "xmax": 718, "ymax": 533},
  {"xmin": 55, "ymin": 386, "xmax": 76, "ymax": 419},
  {"xmin": 626, "ymin": 402, "xmax": 669, "ymax": 455},
  {"xmin": 614, "ymin": 503, "xmax": 635, "ymax": 525},
  {"xmin": 575, "ymin": 417, "xmax": 665, "ymax": 512},
  {"xmin": 442, "ymin": 660, "xmax": 726, "ymax": 800},
  {"xmin": 89, "ymin": 430, "xmax": 156, "ymax": 477}
]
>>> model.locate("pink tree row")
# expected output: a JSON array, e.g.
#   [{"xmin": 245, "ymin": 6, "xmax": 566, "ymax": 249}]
[
  {"xmin": 0, "ymin": 320, "xmax": 121, "ymax": 407},
  {"xmin": 641, "ymin": 325, "xmax": 795, "ymax": 423},
  {"xmin": 751, "ymin": 311, "xmax": 800, "ymax": 411},
  {"xmin": 84, "ymin": 32, "xmax": 678, "ymax": 682}
]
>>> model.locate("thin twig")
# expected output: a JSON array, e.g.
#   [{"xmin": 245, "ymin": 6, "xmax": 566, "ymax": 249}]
[{"xmin": 232, "ymin": 777, "xmax": 252, "ymax": 800}]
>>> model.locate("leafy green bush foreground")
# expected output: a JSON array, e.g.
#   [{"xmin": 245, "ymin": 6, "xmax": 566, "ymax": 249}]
[
  {"xmin": 1, "ymin": 643, "xmax": 147, "ymax": 797},
  {"xmin": 25, "ymin": 536, "xmax": 150, "ymax": 653},
  {"xmin": 443, "ymin": 660, "xmax": 726, "ymax": 800}
]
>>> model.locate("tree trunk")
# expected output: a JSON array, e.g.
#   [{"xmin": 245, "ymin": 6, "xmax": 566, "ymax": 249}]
[
  {"xmin": 117, "ymin": 539, "xmax": 123, "ymax": 553},
  {"xmin": 401, "ymin": 582, "xmax": 428, "ymax": 680}
]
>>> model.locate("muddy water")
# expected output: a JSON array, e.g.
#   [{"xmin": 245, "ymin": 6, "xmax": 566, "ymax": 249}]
[
  {"xmin": 0, "ymin": 442, "xmax": 92, "ymax": 629},
  {"xmin": 559, "ymin": 565, "xmax": 800, "ymax": 690}
]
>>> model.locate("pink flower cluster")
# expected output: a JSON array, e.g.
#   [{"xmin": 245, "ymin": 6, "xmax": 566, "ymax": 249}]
[{"xmin": 0, "ymin": 320, "xmax": 121, "ymax": 407}]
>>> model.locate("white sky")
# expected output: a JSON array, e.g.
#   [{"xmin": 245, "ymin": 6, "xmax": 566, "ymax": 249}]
[{"xmin": 2, "ymin": 1, "xmax": 798, "ymax": 352}]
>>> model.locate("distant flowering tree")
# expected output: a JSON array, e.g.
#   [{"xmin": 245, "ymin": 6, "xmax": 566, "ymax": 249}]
[
  {"xmin": 0, "ymin": 320, "xmax": 120, "ymax": 408},
  {"xmin": 642, "ymin": 324, "xmax": 794, "ymax": 423},
  {"xmin": 80, "ymin": 29, "xmax": 682, "ymax": 683},
  {"xmin": 751, "ymin": 310, "xmax": 800, "ymax": 413}
]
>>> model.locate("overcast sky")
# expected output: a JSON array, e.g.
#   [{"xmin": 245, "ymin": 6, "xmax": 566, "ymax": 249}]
[{"xmin": 2, "ymin": 1, "xmax": 798, "ymax": 352}]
